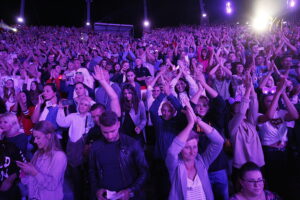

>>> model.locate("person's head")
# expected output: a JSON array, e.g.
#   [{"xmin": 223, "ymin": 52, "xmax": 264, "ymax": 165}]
[
  {"xmin": 74, "ymin": 72, "xmax": 84, "ymax": 83},
  {"xmin": 78, "ymin": 96, "xmax": 92, "ymax": 114},
  {"xmin": 161, "ymin": 101, "xmax": 176, "ymax": 120},
  {"xmin": 228, "ymin": 52, "xmax": 236, "ymax": 62},
  {"xmin": 233, "ymin": 62, "xmax": 244, "ymax": 75},
  {"xmin": 135, "ymin": 58, "xmax": 143, "ymax": 67},
  {"xmin": 281, "ymin": 55, "xmax": 292, "ymax": 69},
  {"xmin": 19, "ymin": 91, "xmax": 33, "ymax": 106},
  {"xmin": 126, "ymin": 69, "xmax": 136, "ymax": 83},
  {"xmin": 0, "ymin": 113, "xmax": 20, "ymax": 137},
  {"xmin": 262, "ymin": 94, "xmax": 274, "ymax": 112},
  {"xmin": 113, "ymin": 63, "xmax": 121, "ymax": 72},
  {"xmin": 224, "ymin": 61, "xmax": 232, "ymax": 70},
  {"xmin": 195, "ymin": 96, "xmax": 209, "ymax": 117},
  {"xmin": 32, "ymin": 121, "xmax": 60, "ymax": 154},
  {"xmin": 266, "ymin": 76, "xmax": 275, "ymax": 88},
  {"xmin": 99, "ymin": 111, "xmax": 120, "ymax": 142},
  {"xmin": 5, "ymin": 79, "xmax": 14, "ymax": 89},
  {"xmin": 238, "ymin": 162, "xmax": 264, "ymax": 197},
  {"xmin": 74, "ymin": 82, "xmax": 86, "ymax": 97},
  {"xmin": 175, "ymin": 78, "xmax": 189, "ymax": 94},
  {"xmin": 216, "ymin": 68, "xmax": 225, "ymax": 80},
  {"xmin": 255, "ymin": 55, "xmax": 265, "ymax": 66},
  {"xmin": 121, "ymin": 84, "xmax": 139, "ymax": 113},
  {"xmin": 91, "ymin": 103, "xmax": 106, "ymax": 125},
  {"xmin": 181, "ymin": 131, "xmax": 199, "ymax": 162},
  {"xmin": 43, "ymin": 83, "xmax": 57, "ymax": 101},
  {"xmin": 121, "ymin": 61, "xmax": 130, "ymax": 71},
  {"xmin": 30, "ymin": 81, "xmax": 39, "ymax": 91},
  {"xmin": 201, "ymin": 48, "xmax": 209, "ymax": 59},
  {"xmin": 152, "ymin": 85, "xmax": 161, "ymax": 99}
]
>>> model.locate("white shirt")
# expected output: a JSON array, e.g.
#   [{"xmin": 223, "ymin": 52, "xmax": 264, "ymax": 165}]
[{"xmin": 186, "ymin": 174, "xmax": 206, "ymax": 200}]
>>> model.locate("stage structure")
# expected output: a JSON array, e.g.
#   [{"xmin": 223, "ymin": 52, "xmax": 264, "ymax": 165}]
[{"xmin": 94, "ymin": 22, "xmax": 134, "ymax": 37}]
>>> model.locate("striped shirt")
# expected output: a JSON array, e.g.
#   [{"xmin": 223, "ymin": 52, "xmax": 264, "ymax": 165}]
[{"xmin": 186, "ymin": 174, "xmax": 206, "ymax": 200}]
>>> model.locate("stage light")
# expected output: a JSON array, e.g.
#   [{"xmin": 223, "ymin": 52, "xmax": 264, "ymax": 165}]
[
  {"xmin": 86, "ymin": 22, "xmax": 90, "ymax": 26},
  {"xmin": 289, "ymin": 0, "xmax": 295, "ymax": 7},
  {"xmin": 12, "ymin": 28, "xmax": 18, "ymax": 32},
  {"xmin": 236, "ymin": 22, "xmax": 240, "ymax": 25},
  {"xmin": 202, "ymin": 13, "xmax": 207, "ymax": 18},
  {"xmin": 252, "ymin": 12, "xmax": 273, "ymax": 32},
  {"xmin": 143, "ymin": 20, "xmax": 150, "ymax": 27},
  {"xmin": 17, "ymin": 17, "xmax": 24, "ymax": 23},
  {"xmin": 226, "ymin": 2, "xmax": 232, "ymax": 14}
]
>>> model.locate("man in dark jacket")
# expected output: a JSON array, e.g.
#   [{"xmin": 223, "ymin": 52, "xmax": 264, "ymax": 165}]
[{"xmin": 89, "ymin": 111, "xmax": 148, "ymax": 200}]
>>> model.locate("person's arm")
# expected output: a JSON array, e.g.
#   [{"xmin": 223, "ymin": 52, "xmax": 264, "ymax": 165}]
[
  {"xmin": 196, "ymin": 118, "xmax": 224, "ymax": 167},
  {"xmin": 197, "ymin": 72, "xmax": 218, "ymax": 98},
  {"xmin": 182, "ymin": 70, "xmax": 199, "ymax": 96},
  {"xmin": 259, "ymin": 70, "xmax": 273, "ymax": 89},
  {"xmin": 93, "ymin": 65, "xmax": 121, "ymax": 117},
  {"xmin": 31, "ymin": 94, "xmax": 44, "ymax": 123},
  {"xmin": 56, "ymin": 107, "xmax": 72, "ymax": 128},
  {"xmin": 208, "ymin": 64, "xmax": 220, "ymax": 77},
  {"xmin": 0, "ymin": 174, "xmax": 17, "ymax": 192},
  {"xmin": 135, "ymin": 101, "xmax": 147, "ymax": 133},
  {"xmin": 282, "ymin": 92, "xmax": 299, "ymax": 121},
  {"xmin": 165, "ymin": 107, "xmax": 195, "ymax": 177}
]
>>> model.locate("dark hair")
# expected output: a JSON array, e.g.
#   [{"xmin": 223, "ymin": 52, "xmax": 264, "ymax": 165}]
[
  {"xmin": 120, "ymin": 84, "xmax": 140, "ymax": 114},
  {"xmin": 99, "ymin": 111, "xmax": 118, "ymax": 127},
  {"xmin": 44, "ymin": 83, "xmax": 57, "ymax": 93},
  {"xmin": 0, "ymin": 98, "xmax": 6, "ymax": 114},
  {"xmin": 238, "ymin": 162, "xmax": 261, "ymax": 180},
  {"xmin": 175, "ymin": 78, "xmax": 190, "ymax": 97},
  {"xmin": 91, "ymin": 103, "xmax": 106, "ymax": 112},
  {"xmin": 232, "ymin": 62, "xmax": 244, "ymax": 75}
]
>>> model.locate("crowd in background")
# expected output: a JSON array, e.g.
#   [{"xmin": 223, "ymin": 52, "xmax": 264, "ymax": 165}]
[{"xmin": 0, "ymin": 23, "xmax": 300, "ymax": 200}]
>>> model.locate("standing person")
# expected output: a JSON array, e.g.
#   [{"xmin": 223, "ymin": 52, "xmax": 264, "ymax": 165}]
[
  {"xmin": 17, "ymin": 121, "xmax": 67, "ymax": 200},
  {"xmin": 166, "ymin": 104, "xmax": 224, "ymax": 200},
  {"xmin": 120, "ymin": 84, "xmax": 146, "ymax": 143},
  {"xmin": 0, "ymin": 124, "xmax": 26, "ymax": 200},
  {"xmin": 89, "ymin": 111, "xmax": 148, "ymax": 200}
]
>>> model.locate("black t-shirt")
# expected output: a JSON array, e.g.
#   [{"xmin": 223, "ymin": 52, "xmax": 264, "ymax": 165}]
[{"xmin": 0, "ymin": 140, "xmax": 26, "ymax": 185}]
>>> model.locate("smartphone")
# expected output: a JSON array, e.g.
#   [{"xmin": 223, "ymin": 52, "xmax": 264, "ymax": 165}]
[{"xmin": 62, "ymin": 99, "xmax": 73, "ymax": 106}]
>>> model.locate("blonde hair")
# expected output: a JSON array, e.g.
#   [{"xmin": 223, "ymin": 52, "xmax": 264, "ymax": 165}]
[
  {"xmin": 77, "ymin": 96, "xmax": 93, "ymax": 113},
  {"xmin": 0, "ymin": 112, "xmax": 20, "ymax": 137}
]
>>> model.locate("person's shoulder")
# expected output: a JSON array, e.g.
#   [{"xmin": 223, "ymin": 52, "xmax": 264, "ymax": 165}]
[{"xmin": 53, "ymin": 150, "xmax": 67, "ymax": 161}]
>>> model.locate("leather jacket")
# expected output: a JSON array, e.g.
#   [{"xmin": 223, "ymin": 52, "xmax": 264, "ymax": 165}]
[{"xmin": 89, "ymin": 134, "xmax": 148, "ymax": 199}]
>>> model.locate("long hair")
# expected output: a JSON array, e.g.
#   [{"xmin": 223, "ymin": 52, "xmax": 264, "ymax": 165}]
[
  {"xmin": 120, "ymin": 84, "xmax": 139, "ymax": 114},
  {"xmin": 3, "ymin": 79, "xmax": 15, "ymax": 101},
  {"xmin": 175, "ymin": 78, "xmax": 190, "ymax": 98},
  {"xmin": 31, "ymin": 121, "xmax": 61, "ymax": 165},
  {"xmin": 0, "ymin": 113, "xmax": 20, "ymax": 137}
]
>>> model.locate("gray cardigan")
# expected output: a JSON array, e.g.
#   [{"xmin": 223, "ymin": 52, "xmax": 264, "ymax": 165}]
[
  {"xmin": 166, "ymin": 129, "xmax": 224, "ymax": 200},
  {"xmin": 121, "ymin": 101, "xmax": 147, "ymax": 131}
]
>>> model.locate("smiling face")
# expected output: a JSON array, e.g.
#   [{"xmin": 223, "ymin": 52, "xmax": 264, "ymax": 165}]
[
  {"xmin": 33, "ymin": 130, "xmax": 51, "ymax": 151},
  {"xmin": 161, "ymin": 103, "xmax": 174, "ymax": 121},
  {"xmin": 240, "ymin": 170, "xmax": 264, "ymax": 196},
  {"xmin": 175, "ymin": 80, "xmax": 187, "ymax": 93},
  {"xmin": 19, "ymin": 92, "xmax": 27, "ymax": 104},
  {"xmin": 195, "ymin": 98, "xmax": 209, "ymax": 117}
]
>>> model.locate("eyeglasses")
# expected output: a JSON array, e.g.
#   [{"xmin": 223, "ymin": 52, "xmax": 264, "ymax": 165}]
[{"xmin": 242, "ymin": 178, "xmax": 265, "ymax": 185}]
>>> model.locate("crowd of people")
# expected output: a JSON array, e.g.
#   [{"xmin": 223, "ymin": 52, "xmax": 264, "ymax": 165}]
[{"xmin": 0, "ymin": 23, "xmax": 300, "ymax": 200}]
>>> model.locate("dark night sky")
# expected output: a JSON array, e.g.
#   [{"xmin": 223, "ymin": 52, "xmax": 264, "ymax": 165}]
[
  {"xmin": 0, "ymin": 0, "xmax": 250, "ymax": 26},
  {"xmin": 0, "ymin": 0, "xmax": 293, "ymax": 28}
]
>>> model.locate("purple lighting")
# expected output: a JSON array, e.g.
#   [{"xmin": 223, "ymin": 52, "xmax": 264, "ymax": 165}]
[{"xmin": 226, "ymin": 1, "xmax": 233, "ymax": 14}]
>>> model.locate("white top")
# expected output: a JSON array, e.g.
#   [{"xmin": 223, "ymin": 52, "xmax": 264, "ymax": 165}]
[
  {"xmin": 56, "ymin": 110, "xmax": 94, "ymax": 142},
  {"xmin": 186, "ymin": 174, "xmax": 206, "ymax": 200},
  {"xmin": 258, "ymin": 110, "xmax": 288, "ymax": 146},
  {"xmin": 22, "ymin": 151, "xmax": 67, "ymax": 200}
]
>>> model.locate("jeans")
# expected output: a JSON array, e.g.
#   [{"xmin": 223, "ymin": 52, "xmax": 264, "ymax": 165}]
[{"xmin": 209, "ymin": 169, "xmax": 229, "ymax": 200}]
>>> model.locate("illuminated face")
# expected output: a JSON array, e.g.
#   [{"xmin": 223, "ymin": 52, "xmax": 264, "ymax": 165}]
[
  {"xmin": 75, "ymin": 84, "xmax": 85, "ymax": 97},
  {"xmin": 43, "ymin": 85, "xmax": 56, "ymax": 101},
  {"xmin": 240, "ymin": 170, "xmax": 264, "ymax": 196},
  {"xmin": 181, "ymin": 139, "xmax": 198, "ymax": 161},
  {"xmin": 126, "ymin": 71, "xmax": 135, "ymax": 82},
  {"xmin": 5, "ymin": 79, "xmax": 14, "ymax": 89},
  {"xmin": 114, "ymin": 64, "xmax": 121, "ymax": 72},
  {"xmin": 30, "ymin": 82, "xmax": 37, "ymax": 91},
  {"xmin": 122, "ymin": 62, "xmax": 130, "ymax": 71},
  {"xmin": 91, "ymin": 107, "xmax": 105, "ymax": 124},
  {"xmin": 78, "ymin": 99, "xmax": 90, "ymax": 114},
  {"xmin": 33, "ymin": 130, "xmax": 50, "ymax": 151},
  {"xmin": 236, "ymin": 64, "xmax": 244, "ymax": 74},
  {"xmin": 135, "ymin": 58, "xmax": 142, "ymax": 66},
  {"xmin": 263, "ymin": 95, "xmax": 274, "ymax": 110},
  {"xmin": 100, "ymin": 121, "xmax": 120, "ymax": 142},
  {"xmin": 75, "ymin": 73, "xmax": 84, "ymax": 83},
  {"xmin": 175, "ymin": 80, "xmax": 187, "ymax": 93}
]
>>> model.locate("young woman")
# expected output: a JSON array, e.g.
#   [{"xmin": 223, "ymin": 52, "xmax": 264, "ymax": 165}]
[
  {"xmin": 31, "ymin": 83, "xmax": 60, "ymax": 131},
  {"xmin": 2, "ymin": 79, "xmax": 17, "ymax": 111},
  {"xmin": 26, "ymin": 81, "xmax": 42, "ymax": 106},
  {"xmin": 166, "ymin": 105, "xmax": 224, "ymax": 200},
  {"xmin": 230, "ymin": 162, "xmax": 281, "ymax": 200},
  {"xmin": 10, "ymin": 92, "xmax": 35, "ymax": 135},
  {"xmin": 17, "ymin": 121, "xmax": 67, "ymax": 200},
  {"xmin": 120, "ymin": 84, "xmax": 146, "ymax": 142},
  {"xmin": 122, "ymin": 69, "xmax": 141, "ymax": 99}
]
